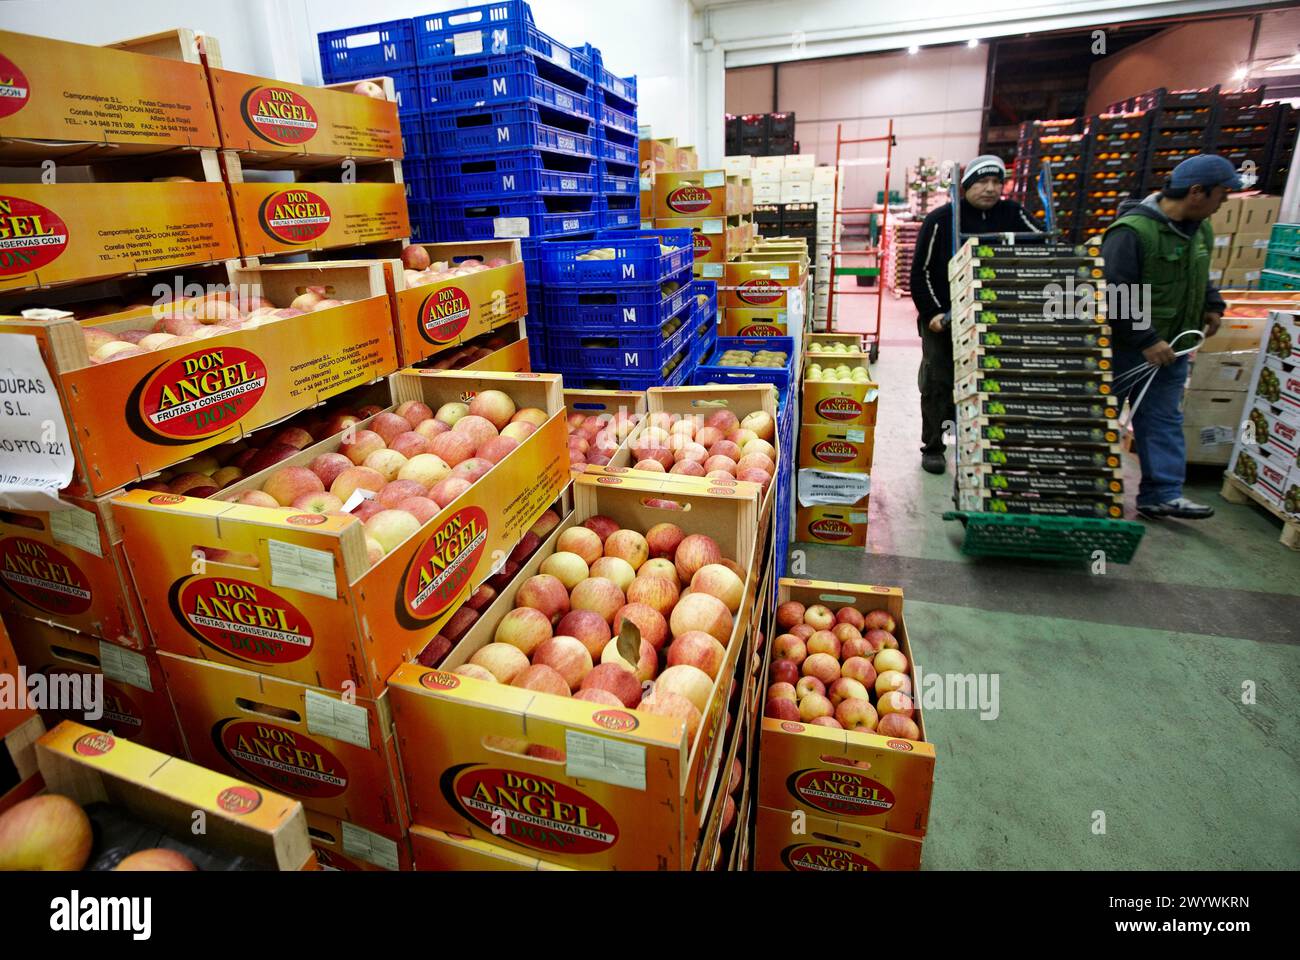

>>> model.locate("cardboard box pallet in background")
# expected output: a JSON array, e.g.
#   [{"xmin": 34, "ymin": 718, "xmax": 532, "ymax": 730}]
[
  {"xmin": 388, "ymin": 472, "xmax": 762, "ymax": 870},
  {"xmin": 35, "ymin": 720, "xmax": 317, "ymax": 870},
  {"xmin": 754, "ymin": 579, "xmax": 933, "ymax": 870}
]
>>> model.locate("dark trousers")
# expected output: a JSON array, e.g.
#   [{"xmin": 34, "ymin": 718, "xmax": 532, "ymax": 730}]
[{"xmin": 918, "ymin": 321, "xmax": 954, "ymax": 453}]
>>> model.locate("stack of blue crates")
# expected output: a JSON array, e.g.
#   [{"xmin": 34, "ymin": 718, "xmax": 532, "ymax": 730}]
[
  {"xmin": 536, "ymin": 229, "xmax": 698, "ymax": 389},
  {"xmin": 582, "ymin": 44, "xmax": 640, "ymax": 230},
  {"xmin": 316, "ymin": 1, "xmax": 638, "ymax": 262}
]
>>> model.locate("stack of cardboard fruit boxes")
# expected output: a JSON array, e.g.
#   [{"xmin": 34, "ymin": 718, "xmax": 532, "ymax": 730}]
[
  {"xmin": 755, "ymin": 579, "xmax": 934, "ymax": 870},
  {"xmin": 795, "ymin": 334, "xmax": 877, "ymax": 547}
]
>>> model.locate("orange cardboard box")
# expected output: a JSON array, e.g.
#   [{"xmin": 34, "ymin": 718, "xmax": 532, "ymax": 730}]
[
  {"xmin": 0, "ymin": 713, "xmax": 44, "ymax": 815},
  {"xmin": 806, "ymin": 332, "xmax": 867, "ymax": 354},
  {"xmin": 794, "ymin": 505, "xmax": 869, "ymax": 546},
  {"xmin": 37, "ymin": 719, "xmax": 315, "ymax": 869},
  {"xmin": 639, "ymin": 137, "xmax": 669, "ymax": 173},
  {"xmin": 391, "ymin": 240, "xmax": 528, "ymax": 366},
  {"xmin": 388, "ymin": 473, "xmax": 760, "ymax": 870},
  {"xmin": 752, "ymin": 805, "xmax": 923, "ymax": 871},
  {"xmin": 161, "ymin": 651, "xmax": 408, "ymax": 841},
  {"xmin": 208, "ymin": 67, "xmax": 402, "ymax": 163},
  {"xmin": 0, "ymin": 260, "xmax": 398, "ymax": 497},
  {"xmin": 307, "ymin": 807, "xmax": 413, "ymax": 871},
  {"xmin": 5, "ymin": 614, "xmax": 182, "ymax": 755},
  {"xmin": 0, "ymin": 494, "xmax": 148, "ymax": 649},
  {"xmin": 723, "ymin": 307, "xmax": 792, "ymax": 337},
  {"xmin": 803, "ymin": 369, "xmax": 879, "ymax": 430},
  {"xmin": 655, "ymin": 215, "xmax": 731, "ymax": 267},
  {"xmin": 654, "ymin": 170, "xmax": 733, "ymax": 219},
  {"xmin": 799, "ymin": 423, "xmax": 875, "ymax": 471},
  {"xmin": 564, "ymin": 387, "xmax": 648, "ymax": 476},
  {"xmin": 724, "ymin": 260, "xmax": 806, "ymax": 310},
  {"xmin": 0, "ymin": 182, "xmax": 239, "ymax": 293},
  {"xmin": 0, "ymin": 615, "xmax": 38, "ymax": 738},
  {"xmin": 759, "ymin": 580, "xmax": 934, "ymax": 835},
  {"xmin": 112, "ymin": 370, "xmax": 569, "ymax": 698},
  {"xmin": 0, "ymin": 29, "xmax": 219, "ymax": 160},
  {"xmin": 227, "ymin": 178, "xmax": 410, "ymax": 258},
  {"xmin": 410, "ymin": 825, "xmax": 572, "ymax": 871}
]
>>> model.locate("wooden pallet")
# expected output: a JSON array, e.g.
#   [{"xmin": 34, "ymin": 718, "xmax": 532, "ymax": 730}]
[{"xmin": 1220, "ymin": 474, "xmax": 1300, "ymax": 550}]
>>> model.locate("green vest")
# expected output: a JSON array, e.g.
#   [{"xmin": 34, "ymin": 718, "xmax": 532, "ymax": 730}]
[{"xmin": 1105, "ymin": 209, "xmax": 1213, "ymax": 343}]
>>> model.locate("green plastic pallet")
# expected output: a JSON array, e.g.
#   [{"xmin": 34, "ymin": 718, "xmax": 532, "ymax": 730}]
[{"xmin": 943, "ymin": 511, "xmax": 1146, "ymax": 563}]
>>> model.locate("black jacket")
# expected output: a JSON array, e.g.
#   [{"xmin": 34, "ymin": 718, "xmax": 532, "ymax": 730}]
[
  {"xmin": 1101, "ymin": 193, "xmax": 1227, "ymax": 351},
  {"xmin": 909, "ymin": 197, "xmax": 1042, "ymax": 334}
]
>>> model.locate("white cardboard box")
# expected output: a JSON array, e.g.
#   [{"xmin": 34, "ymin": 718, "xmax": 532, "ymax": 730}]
[
  {"xmin": 754, "ymin": 183, "xmax": 781, "ymax": 203},
  {"xmin": 755, "ymin": 156, "xmax": 785, "ymax": 170},
  {"xmin": 813, "ymin": 167, "xmax": 838, "ymax": 184},
  {"xmin": 785, "ymin": 153, "xmax": 816, "ymax": 170},
  {"xmin": 752, "ymin": 168, "xmax": 781, "ymax": 186},
  {"xmin": 781, "ymin": 182, "xmax": 813, "ymax": 202},
  {"xmin": 723, "ymin": 155, "xmax": 754, "ymax": 174}
]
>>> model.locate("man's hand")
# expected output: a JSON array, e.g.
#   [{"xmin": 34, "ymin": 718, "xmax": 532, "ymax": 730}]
[
  {"xmin": 1203, "ymin": 311, "xmax": 1222, "ymax": 339},
  {"xmin": 928, "ymin": 314, "xmax": 946, "ymax": 333},
  {"xmin": 1142, "ymin": 339, "xmax": 1177, "ymax": 367}
]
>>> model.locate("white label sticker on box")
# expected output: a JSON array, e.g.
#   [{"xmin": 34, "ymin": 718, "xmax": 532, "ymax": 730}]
[
  {"xmin": 1200, "ymin": 426, "xmax": 1236, "ymax": 447},
  {"xmin": 305, "ymin": 689, "xmax": 371, "ymax": 749},
  {"xmin": 268, "ymin": 539, "xmax": 337, "ymax": 599},
  {"xmin": 769, "ymin": 266, "xmax": 790, "ymax": 280},
  {"xmin": 850, "ymin": 511, "xmax": 869, "ymax": 523},
  {"xmin": 565, "ymin": 730, "xmax": 646, "ymax": 790},
  {"xmin": 703, "ymin": 172, "xmax": 725, "ymax": 188},
  {"xmin": 702, "ymin": 219, "xmax": 723, "ymax": 234},
  {"xmin": 798, "ymin": 468, "xmax": 872, "ymax": 507},
  {"xmin": 98, "ymin": 641, "xmax": 153, "ymax": 693},
  {"xmin": 453, "ymin": 31, "xmax": 484, "ymax": 56},
  {"xmin": 846, "ymin": 428, "xmax": 867, "ymax": 443},
  {"xmin": 639, "ymin": 176, "xmax": 652, "ymax": 191},
  {"xmin": 494, "ymin": 217, "xmax": 531, "ymax": 238},
  {"xmin": 638, "ymin": 124, "xmax": 653, "ymax": 139},
  {"xmin": 0, "ymin": 334, "xmax": 75, "ymax": 512},
  {"xmin": 552, "ymin": 47, "xmax": 571, "ymax": 70},
  {"xmin": 702, "ymin": 264, "xmax": 724, "ymax": 278},
  {"xmin": 50, "ymin": 504, "xmax": 103, "ymax": 559},
  {"xmin": 341, "ymin": 821, "xmax": 401, "ymax": 871}
]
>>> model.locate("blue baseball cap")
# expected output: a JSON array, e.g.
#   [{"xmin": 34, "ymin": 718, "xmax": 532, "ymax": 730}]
[{"xmin": 1169, "ymin": 154, "xmax": 1243, "ymax": 190}]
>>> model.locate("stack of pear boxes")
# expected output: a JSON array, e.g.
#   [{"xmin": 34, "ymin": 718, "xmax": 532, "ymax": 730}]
[
  {"xmin": 949, "ymin": 239, "xmax": 1126, "ymax": 518},
  {"xmin": 0, "ymin": 28, "xmax": 246, "ymax": 762},
  {"xmin": 795, "ymin": 334, "xmax": 878, "ymax": 548}
]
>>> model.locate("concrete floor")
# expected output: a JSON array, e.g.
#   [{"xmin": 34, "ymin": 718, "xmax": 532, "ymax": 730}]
[{"xmin": 795, "ymin": 286, "xmax": 1300, "ymax": 869}]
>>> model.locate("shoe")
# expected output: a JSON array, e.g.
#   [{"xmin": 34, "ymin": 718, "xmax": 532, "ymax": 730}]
[
  {"xmin": 1137, "ymin": 497, "xmax": 1215, "ymax": 520},
  {"xmin": 921, "ymin": 452, "xmax": 946, "ymax": 475}
]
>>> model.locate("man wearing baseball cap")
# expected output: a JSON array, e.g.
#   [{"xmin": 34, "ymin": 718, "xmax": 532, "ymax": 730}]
[
  {"xmin": 1102, "ymin": 153, "xmax": 1237, "ymax": 520},
  {"xmin": 910, "ymin": 154, "xmax": 1042, "ymax": 474}
]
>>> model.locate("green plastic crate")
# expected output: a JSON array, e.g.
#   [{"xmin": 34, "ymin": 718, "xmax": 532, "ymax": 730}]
[
  {"xmin": 1261, "ymin": 269, "xmax": 1300, "ymax": 292},
  {"xmin": 1265, "ymin": 248, "xmax": 1300, "ymax": 272},
  {"xmin": 943, "ymin": 511, "xmax": 1146, "ymax": 563},
  {"xmin": 1270, "ymin": 222, "xmax": 1300, "ymax": 249}
]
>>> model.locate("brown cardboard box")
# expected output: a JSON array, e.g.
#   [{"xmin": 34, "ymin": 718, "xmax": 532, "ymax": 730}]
[
  {"xmin": 1189, "ymin": 352, "xmax": 1256, "ymax": 391},
  {"xmin": 1237, "ymin": 195, "xmax": 1281, "ymax": 234},
  {"xmin": 1183, "ymin": 390, "xmax": 1248, "ymax": 465},
  {"xmin": 1229, "ymin": 244, "xmax": 1268, "ymax": 270},
  {"xmin": 1209, "ymin": 198, "xmax": 1241, "ymax": 234}
]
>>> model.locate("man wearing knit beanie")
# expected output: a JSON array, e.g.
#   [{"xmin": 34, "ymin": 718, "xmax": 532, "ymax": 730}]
[{"xmin": 909, "ymin": 154, "xmax": 1042, "ymax": 474}]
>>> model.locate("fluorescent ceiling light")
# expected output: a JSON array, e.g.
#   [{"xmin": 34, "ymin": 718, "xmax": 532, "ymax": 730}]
[
  {"xmin": 908, "ymin": 44, "xmax": 920, "ymax": 54},
  {"xmin": 967, "ymin": 38, "xmax": 979, "ymax": 48}
]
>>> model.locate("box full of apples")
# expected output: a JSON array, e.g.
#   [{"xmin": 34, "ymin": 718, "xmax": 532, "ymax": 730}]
[
  {"xmin": 0, "ymin": 721, "xmax": 314, "ymax": 871},
  {"xmin": 0, "ymin": 261, "xmax": 400, "ymax": 497},
  {"xmin": 758, "ymin": 579, "xmax": 935, "ymax": 839},
  {"xmin": 564, "ymin": 389, "xmax": 648, "ymax": 473},
  {"xmin": 111, "ymin": 370, "xmax": 571, "ymax": 699},
  {"xmin": 387, "ymin": 472, "xmax": 763, "ymax": 871},
  {"xmin": 393, "ymin": 240, "xmax": 528, "ymax": 367}
]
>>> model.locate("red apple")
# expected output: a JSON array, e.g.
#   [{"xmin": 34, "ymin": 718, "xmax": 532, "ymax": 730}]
[
  {"xmin": 772, "ymin": 634, "xmax": 807, "ymax": 665},
  {"xmin": 669, "ymin": 592, "xmax": 732, "ymax": 642},
  {"xmin": 340, "ymin": 429, "xmax": 386, "ymax": 465},
  {"xmin": 667, "ymin": 630, "xmax": 725, "ymax": 679},
  {"xmin": 764, "ymin": 697, "xmax": 799, "ymax": 721},
  {"xmin": 470, "ymin": 643, "xmax": 530, "ymax": 683},
  {"xmin": 515, "ymin": 574, "xmax": 571, "ymax": 624},
  {"xmin": 769, "ymin": 659, "xmax": 800, "ymax": 686},
  {"xmin": 556, "ymin": 610, "xmax": 611, "ymax": 660},
  {"xmin": 494, "ymin": 606, "xmax": 553, "ymax": 655},
  {"xmin": 570, "ymin": 577, "xmax": 626, "ymax": 624},
  {"xmin": 796, "ymin": 676, "xmax": 825, "ymax": 700},
  {"xmin": 0, "ymin": 794, "xmax": 93, "ymax": 870},
  {"xmin": 864, "ymin": 610, "xmax": 896, "ymax": 632},
  {"xmin": 263, "ymin": 466, "xmax": 325, "ymax": 506},
  {"xmin": 802, "ymin": 653, "xmax": 841, "ymax": 686},
  {"xmin": 308, "ymin": 452, "xmax": 352, "ymax": 489},
  {"xmin": 580, "ymin": 662, "xmax": 644, "ymax": 707},
  {"xmin": 582, "ymin": 515, "xmax": 621, "ymax": 543},
  {"xmin": 840, "ymin": 656, "xmax": 877, "ymax": 689},
  {"xmin": 637, "ymin": 690, "xmax": 701, "ymax": 742},
  {"xmin": 877, "ymin": 713, "xmax": 921, "ymax": 740},
  {"xmin": 452, "ymin": 414, "xmax": 498, "ymax": 449},
  {"xmin": 533, "ymin": 636, "xmax": 593, "ymax": 690},
  {"xmin": 626, "ymin": 574, "xmax": 680, "ymax": 617},
  {"xmin": 395, "ymin": 400, "xmax": 433, "ymax": 428},
  {"xmin": 430, "ymin": 476, "xmax": 472, "ymax": 507},
  {"xmin": 674, "ymin": 534, "xmax": 722, "ymax": 583},
  {"xmin": 612, "ymin": 602, "xmax": 669, "ymax": 651},
  {"xmin": 557, "ymin": 527, "xmax": 603, "ymax": 565}
]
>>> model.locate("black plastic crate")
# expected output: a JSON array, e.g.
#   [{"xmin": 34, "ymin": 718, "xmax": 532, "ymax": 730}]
[
  {"xmin": 741, "ymin": 113, "xmax": 770, "ymax": 138},
  {"xmin": 1216, "ymin": 103, "xmax": 1280, "ymax": 127},
  {"xmin": 1154, "ymin": 126, "xmax": 1210, "ymax": 148},
  {"xmin": 1214, "ymin": 123, "xmax": 1277, "ymax": 147},
  {"xmin": 769, "ymin": 112, "xmax": 797, "ymax": 137},
  {"xmin": 1087, "ymin": 112, "xmax": 1150, "ymax": 136},
  {"xmin": 1219, "ymin": 87, "xmax": 1264, "ymax": 109},
  {"xmin": 753, "ymin": 203, "xmax": 781, "ymax": 227},
  {"xmin": 1153, "ymin": 106, "xmax": 1215, "ymax": 130}
]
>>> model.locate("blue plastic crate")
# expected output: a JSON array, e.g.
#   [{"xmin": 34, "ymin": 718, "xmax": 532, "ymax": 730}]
[
  {"xmin": 319, "ymin": 19, "xmax": 416, "ymax": 81},
  {"xmin": 693, "ymin": 336, "xmax": 797, "ymax": 397},
  {"xmin": 420, "ymin": 51, "xmax": 592, "ymax": 116},
  {"xmin": 545, "ymin": 309, "xmax": 693, "ymax": 373},
  {"xmin": 597, "ymin": 127, "xmax": 638, "ymax": 165},
  {"xmin": 599, "ymin": 201, "xmax": 640, "ymax": 229},
  {"xmin": 434, "ymin": 196, "xmax": 599, "ymax": 243},
  {"xmin": 398, "ymin": 112, "xmax": 425, "ymax": 157},
  {"xmin": 541, "ymin": 262, "xmax": 693, "ymax": 329},
  {"xmin": 690, "ymin": 313, "xmax": 717, "ymax": 368},
  {"xmin": 428, "ymin": 102, "xmax": 596, "ymax": 156},
  {"xmin": 404, "ymin": 163, "xmax": 435, "ymax": 203},
  {"xmin": 600, "ymin": 102, "xmax": 637, "ymax": 135},
  {"xmin": 599, "ymin": 161, "xmax": 639, "ymax": 195},
  {"xmin": 414, "ymin": 1, "xmax": 594, "ymax": 79},
  {"xmin": 517, "ymin": 231, "xmax": 595, "ymax": 285},
  {"xmin": 431, "ymin": 151, "xmax": 596, "ymax": 199},
  {"xmin": 580, "ymin": 43, "xmax": 638, "ymax": 105},
  {"xmin": 538, "ymin": 228, "xmax": 692, "ymax": 286},
  {"xmin": 548, "ymin": 331, "xmax": 693, "ymax": 390},
  {"xmin": 691, "ymin": 278, "xmax": 718, "ymax": 325}
]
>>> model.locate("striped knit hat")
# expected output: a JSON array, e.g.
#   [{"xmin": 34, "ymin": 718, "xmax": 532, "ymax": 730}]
[{"xmin": 962, "ymin": 155, "xmax": 1006, "ymax": 189}]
